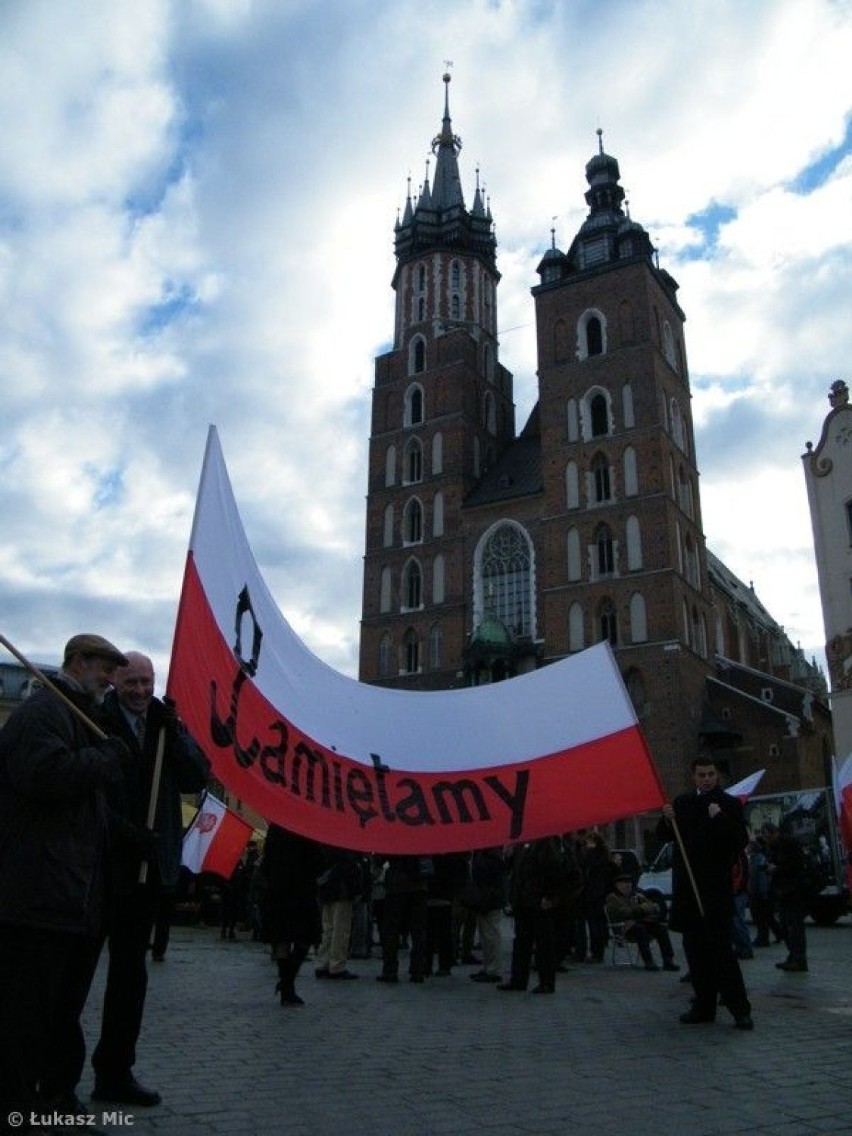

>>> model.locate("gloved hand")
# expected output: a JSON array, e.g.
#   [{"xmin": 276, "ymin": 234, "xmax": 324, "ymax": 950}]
[
  {"xmin": 134, "ymin": 827, "xmax": 160, "ymax": 858},
  {"xmin": 160, "ymin": 696, "xmax": 181, "ymax": 732}
]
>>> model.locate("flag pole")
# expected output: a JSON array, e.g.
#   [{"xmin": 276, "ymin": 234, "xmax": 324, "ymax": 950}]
[
  {"xmin": 669, "ymin": 811, "xmax": 705, "ymax": 919},
  {"xmin": 0, "ymin": 633, "xmax": 108, "ymax": 742},
  {"xmin": 138, "ymin": 726, "xmax": 167, "ymax": 885}
]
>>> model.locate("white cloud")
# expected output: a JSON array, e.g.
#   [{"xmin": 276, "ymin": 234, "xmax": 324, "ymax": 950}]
[{"xmin": 0, "ymin": 0, "xmax": 850, "ymax": 685}]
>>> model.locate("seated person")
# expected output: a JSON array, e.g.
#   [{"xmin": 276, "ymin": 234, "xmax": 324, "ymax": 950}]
[{"xmin": 605, "ymin": 874, "xmax": 680, "ymax": 972}]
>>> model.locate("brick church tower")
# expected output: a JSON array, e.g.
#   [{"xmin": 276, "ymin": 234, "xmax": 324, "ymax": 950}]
[{"xmin": 359, "ymin": 79, "xmax": 768, "ymax": 794}]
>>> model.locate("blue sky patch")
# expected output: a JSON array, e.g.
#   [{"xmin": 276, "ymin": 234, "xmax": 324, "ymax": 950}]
[{"xmin": 789, "ymin": 115, "xmax": 852, "ymax": 193}]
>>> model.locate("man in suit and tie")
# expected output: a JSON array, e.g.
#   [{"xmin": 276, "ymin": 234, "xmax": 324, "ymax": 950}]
[
  {"xmin": 92, "ymin": 652, "xmax": 209, "ymax": 1108},
  {"xmin": 660, "ymin": 756, "xmax": 754, "ymax": 1031}
]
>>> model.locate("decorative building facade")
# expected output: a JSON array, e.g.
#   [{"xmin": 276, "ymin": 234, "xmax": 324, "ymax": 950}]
[
  {"xmin": 803, "ymin": 380, "xmax": 852, "ymax": 766},
  {"xmin": 359, "ymin": 76, "xmax": 830, "ymax": 811}
]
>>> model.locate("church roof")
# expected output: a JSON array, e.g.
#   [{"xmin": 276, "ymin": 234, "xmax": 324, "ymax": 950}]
[{"xmin": 463, "ymin": 429, "xmax": 542, "ymax": 507}]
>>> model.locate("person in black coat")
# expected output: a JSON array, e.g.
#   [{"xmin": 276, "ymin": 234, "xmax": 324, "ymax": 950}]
[
  {"xmin": 261, "ymin": 825, "xmax": 325, "ymax": 1005},
  {"xmin": 659, "ymin": 756, "xmax": 753, "ymax": 1030},
  {"xmin": 91, "ymin": 651, "xmax": 209, "ymax": 1107},
  {"xmin": 0, "ymin": 633, "xmax": 129, "ymax": 1127},
  {"xmin": 498, "ymin": 837, "xmax": 562, "ymax": 994}
]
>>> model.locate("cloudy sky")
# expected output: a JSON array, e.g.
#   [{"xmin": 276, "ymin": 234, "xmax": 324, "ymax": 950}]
[{"xmin": 1, "ymin": 0, "xmax": 851, "ymax": 688}]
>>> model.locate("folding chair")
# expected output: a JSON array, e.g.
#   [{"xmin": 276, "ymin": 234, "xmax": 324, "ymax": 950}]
[{"xmin": 606, "ymin": 917, "xmax": 639, "ymax": 967}]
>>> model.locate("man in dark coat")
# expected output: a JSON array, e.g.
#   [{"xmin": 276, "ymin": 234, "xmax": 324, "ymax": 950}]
[
  {"xmin": 91, "ymin": 651, "xmax": 209, "ymax": 1107},
  {"xmin": 660, "ymin": 756, "xmax": 753, "ymax": 1029},
  {"xmin": 0, "ymin": 633, "xmax": 130, "ymax": 1131}
]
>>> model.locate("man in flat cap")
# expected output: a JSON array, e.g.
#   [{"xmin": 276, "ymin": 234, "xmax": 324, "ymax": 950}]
[{"xmin": 0, "ymin": 634, "xmax": 131, "ymax": 1133}]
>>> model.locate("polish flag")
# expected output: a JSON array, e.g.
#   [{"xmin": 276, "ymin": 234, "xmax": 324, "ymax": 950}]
[
  {"xmin": 166, "ymin": 427, "xmax": 666, "ymax": 854},
  {"xmin": 727, "ymin": 768, "xmax": 765, "ymax": 802},
  {"xmin": 181, "ymin": 792, "xmax": 254, "ymax": 879},
  {"xmin": 832, "ymin": 754, "xmax": 852, "ymax": 852}
]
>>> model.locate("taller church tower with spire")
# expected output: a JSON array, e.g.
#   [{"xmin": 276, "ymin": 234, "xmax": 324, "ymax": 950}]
[{"xmin": 359, "ymin": 79, "xmax": 828, "ymax": 796}]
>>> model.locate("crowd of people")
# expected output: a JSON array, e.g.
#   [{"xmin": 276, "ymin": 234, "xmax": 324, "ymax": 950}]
[{"xmin": 0, "ymin": 636, "xmax": 826, "ymax": 1136}]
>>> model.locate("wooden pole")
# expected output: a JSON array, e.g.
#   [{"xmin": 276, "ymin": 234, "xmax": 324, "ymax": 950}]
[
  {"xmin": 670, "ymin": 811, "xmax": 705, "ymax": 919},
  {"xmin": 138, "ymin": 725, "xmax": 167, "ymax": 885},
  {"xmin": 0, "ymin": 632, "xmax": 108, "ymax": 741}
]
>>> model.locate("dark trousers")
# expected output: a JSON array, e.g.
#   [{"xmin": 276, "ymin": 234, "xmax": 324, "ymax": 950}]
[
  {"xmin": 627, "ymin": 921, "xmax": 675, "ymax": 966},
  {"xmin": 380, "ymin": 890, "xmax": 427, "ymax": 979},
  {"xmin": 426, "ymin": 902, "xmax": 454, "ymax": 973},
  {"xmin": 92, "ymin": 885, "xmax": 158, "ymax": 1083},
  {"xmin": 150, "ymin": 889, "xmax": 176, "ymax": 958},
  {"xmin": 509, "ymin": 906, "xmax": 556, "ymax": 990},
  {"xmin": 778, "ymin": 900, "xmax": 808, "ymax": 964},
  {"xmin": 0, "ymin": 926, "xmax": 100, "ymax": 1115},
  {"xmin": 682, "ymin": 917, "xmax": 750, "ymax": 1018}
]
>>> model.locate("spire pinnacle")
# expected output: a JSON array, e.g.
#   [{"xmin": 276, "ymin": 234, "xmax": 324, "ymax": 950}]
[{"xmin": 597, "ymin": 126, "xmax": 604, "ymax": 155}]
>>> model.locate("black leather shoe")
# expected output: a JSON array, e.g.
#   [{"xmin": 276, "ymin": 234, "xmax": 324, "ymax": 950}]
[
  {"xmin": 92, "ymin": 1077, "xmax": 161, "ymax": 1107},
  {"xmin": 679, "ymin": 1009, "xmax": 715, "ymax": 1024},
  {"xmin": 778, "ymin": 960, "xmax": 808, "ymax": 972},
  {"xmin": 733, "ymin": 1014, "xmax": 755, "ymax": 1030},
  {"xmin": 496, "ymin": 982, "xmax": 526, "ymax": 992},
  {"xmin": 326, "ymin": 969, "xmax": 359, "ymax": 979}
]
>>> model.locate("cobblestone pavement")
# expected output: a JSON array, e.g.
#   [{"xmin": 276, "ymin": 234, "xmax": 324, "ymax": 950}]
[{"xmin": 77, "ymin": 918, "xmax": 852, "ymax": 1136}]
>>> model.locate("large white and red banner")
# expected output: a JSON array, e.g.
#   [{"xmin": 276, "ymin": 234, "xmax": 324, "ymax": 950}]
[{"xmin": 167, "ymin": 427, "xmax": 665, "ymax": 854}]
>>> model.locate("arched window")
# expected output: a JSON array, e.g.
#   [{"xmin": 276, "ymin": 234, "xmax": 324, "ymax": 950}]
[
  {"xmin": 403, "ymin": 498, "xmax": 423, "ymax": 544},
  {"xmin": 670, "ymin": 398, "xmax": 687, "ymax": 453},
  {"xmin": 578, "ymin": 309, "xmax": 608, "ymax": 359},
  {"xmin": 596, "ymin": 524, "xmax": 615, "ymax": 577},
  {"xmin": 663, "ymin": 321, "xmax": 678, "ymax": 371},
  {"xmin": 403, "ymin": 561, "xmax": 422, "ymax": 610},
  {"xmin": 623, "ymin": 446, "xmax": 638, "ymax": 496},
  {"xmin": 385, "ymin": 444, "xmax": 396, "ymax": 488},
  {"xmin": 432, "ymin": 491, "xmax": 444, "ymax": 538},
  {"xmin": 630, "ymin": 593, "xmax": 648, "ymax": 643},
  {"xmin": 566, "ymin": 527, "xmax": 581, "ymax": 581},
  {"xmin": 405, "ymin": 438, "xmax": 422, "ymax": 483},
  {"xmin": 626, "ymin": 669, "xmax": 648, "ymax": 718},
  {"xmin": 451, "ymin": 294, "xmax": 460, "ymax": 319},
  {"xmin": 622, "ymin": 382, "xmax": 635, "ymax": 428},
  {"xmin": 566, "ymin": 398, "xmax": 579, "ymax": 442},
  {"xmin": 403, "ymin": 628, "xmax": 420, "ymax": 673},
  {"xmin": 590, "ymin": 393, "xmax": 609, "ymax": 437},
  {"xmin": 483, "ymin": 343, "xmax": 495, "ymax": 383},
  {"xmin": 429, "ymin": 623, "xmax": 442, "ymax": 669},
  {"xmin": 715, "ymin": 609, "xmax": 725, "ymax": 656},
  {"xmin": 380, "ymin": 566, "xmax": 391, "ymax": 613},
  {"xmin": 565, "ymin": 461, "xmax": 579, "ymax": 509},
  {"xmin": 569, "ymin": 602, "xmax": 584, "ymax": 653},
  {"xmin": 405, "ymin": 384, "xmax": 424, "ymax": 426},
  {"xmin": 586, "ymin": 316, "xmax": 603, "ymax": 356},
  {"xmin": 483, "ymin": 391, "xmax": 497, "ymax": 435},
  {"xmin": 383, "ymin": 504, "xmax": 394, "ymax": 548},
  {"xmin": 432, "ymin": 432, "xmax": 443, "ymax": 474},
  {"xmin": 477, "ymin": 522, "xmax": 534, "ymax": 638},
  {"xmin": 410, "ymin": 337, "xmax": 426, "ymax": 375},
  {"xmin": 451, "ymin": 261, "xmax": 461, "ymax": 289},
  {"xmin": 626, "ymin": 515, "xmax": 642, "ymax": 571},
  {"xmin": 379, "ymin": 633, "xmax": 391, "ymax": 677},
  {"xmin": 592, "ymin": 452, "xmax": 611, "ymax": 502},
  {"xmin": 599, "ymin": 599, "xmax": 618, "ymax": 646},
  {"xmin": 432, "ymin": 554, "xmax": 445, "ymax": 604},
  {"xmin": 417, "ymin": 264, "xmax": 426, "ymax": 292}
]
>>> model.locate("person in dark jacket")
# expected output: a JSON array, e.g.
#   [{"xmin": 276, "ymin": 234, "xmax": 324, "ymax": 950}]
[
  {"xmin": 763, "ymin": 823, "xmax": 810, "ymax": 972},
  {"xmin": 91, "ymin": 651, "xmax": 209, "ymax": 1107},
  {"xmin": 377, "ymin": 857, "xmax": 429, "ymax": 983},
  {"xmin": 498, "ymin": 838, "xmax": 562, "ymax": 994},
  {"xmin": 659, "ymin": 756, "xmax": 753, "ymax": 1030},
  {"xmin": 0, "ymin": 633, "xmax": 129, "ymax": 1130},
  {"xmin": 261, "ymin": 825, "xmax": 325, "ymax": 1006}
]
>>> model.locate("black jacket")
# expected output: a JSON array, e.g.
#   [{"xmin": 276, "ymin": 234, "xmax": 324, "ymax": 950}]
[
  {"xmin": 0, "ymin": 680, "xmax": 123, "ymax": 935},
  {"xmin": 661, "ymin": 787, "xmax": 748, "ymax": 931},
  {"xmin": 99, "ymin": 691, "xmax": 209, "ymax": 891}
]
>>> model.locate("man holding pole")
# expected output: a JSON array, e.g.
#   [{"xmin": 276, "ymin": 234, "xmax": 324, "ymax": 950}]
[
  {"xmin": 660, "ymin": 755, "xmax": 754, "ymax": 1030},
  {"xmin": 91, "ymin": 651, "xmax": 209, "ymax": 1108},
  {"xmin": 0, "ymin": 633, "xmax": 130, "ymax": 1133}
]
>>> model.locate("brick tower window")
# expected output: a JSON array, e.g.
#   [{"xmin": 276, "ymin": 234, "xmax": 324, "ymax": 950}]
[
  {"xmin": 587, "ymin": 316, "xmax": 603, "ymax": 356},
  {"xmin": 599, "ymin": 599, "xmax": 618, "ymax": 646}
]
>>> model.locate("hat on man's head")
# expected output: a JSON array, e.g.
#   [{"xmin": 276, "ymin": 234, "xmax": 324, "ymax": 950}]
[
  {"xmin": 614, "ymin": 873, "xmax": 634, "ymax": 884},
  {"xmin": 63, "ymin": 633, "xmax": 128, "ymax": 668}
]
